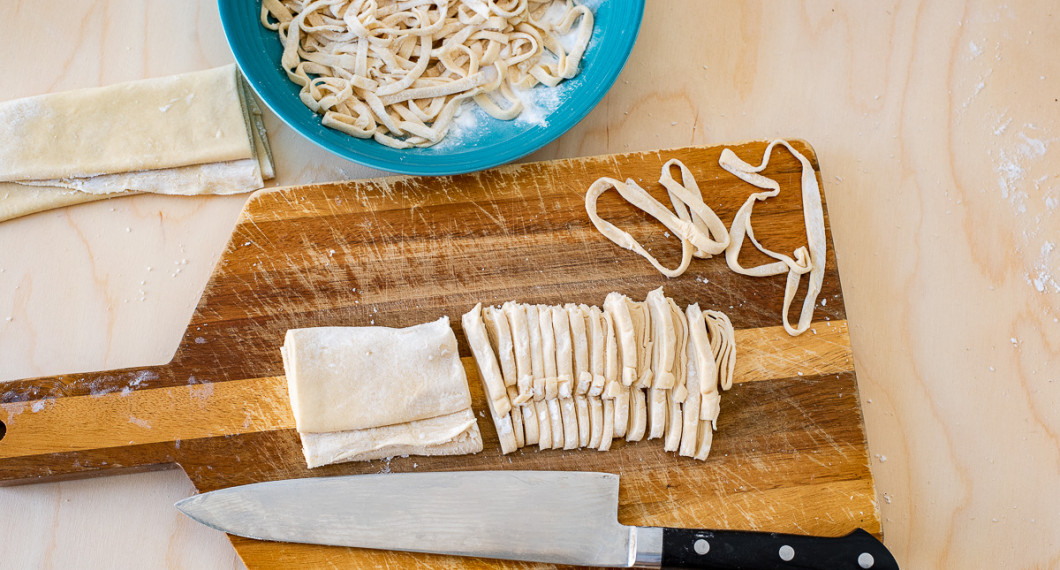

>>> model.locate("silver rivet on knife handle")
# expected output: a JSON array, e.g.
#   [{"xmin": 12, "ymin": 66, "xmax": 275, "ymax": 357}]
[{"xmin": 631, "ymin": 527, "xmax": 664, "ymax": 568}]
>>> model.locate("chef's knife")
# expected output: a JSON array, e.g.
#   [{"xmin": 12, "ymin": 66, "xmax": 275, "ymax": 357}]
[{"xmin": 175, "ymin": 470, "xmax": 897, "ymax": 569}]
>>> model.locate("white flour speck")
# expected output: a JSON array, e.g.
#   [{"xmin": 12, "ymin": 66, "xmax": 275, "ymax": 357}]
[
  {"xmin": 129, "ymin": 369, "xmax": 157, "ymax": 389},
  {"xmin": 190, "ymin": 382, "xmax": 214, "ymax": 401},
  {"xmin": 969, "ymin": 41, "xmax": 983, "ymax": 57},
  {"xmin": 996, "ymin": 127, "xmax": 1049, "ymax": 207},
  {"xmin": 129, "ymin": 415, "xmax": 152, "ymax": 429},
  {"xmin": 994, "ymin": 114, "xmax": 1013, "ymax": 136},
  {"xmin": 992, "ymin": 113, "xmax": 1009, "ymax": 135},
  {"xmin": 1029, "ymin": 241, "xmax": 1058, "ymax": 293}
]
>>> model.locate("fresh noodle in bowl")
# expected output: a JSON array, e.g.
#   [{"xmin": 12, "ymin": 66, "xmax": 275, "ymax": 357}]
[
  {"xmin": 261, "ymin": 0, "xmax": 594, "ymax": 149},
  {"xmin": 219, "ymin": 0, "xmax": 644, "ymax": 175}
]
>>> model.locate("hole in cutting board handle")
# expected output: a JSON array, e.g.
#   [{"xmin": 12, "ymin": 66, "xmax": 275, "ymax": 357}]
[{"xmin": 0, "ymin": 419, "xmax": 5, "ymax": 442}]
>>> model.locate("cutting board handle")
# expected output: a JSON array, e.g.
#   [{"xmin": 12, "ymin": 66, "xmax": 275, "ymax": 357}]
[{"xmin": 0, "ymin": 363, "xmax": 207, "ymax": 485}]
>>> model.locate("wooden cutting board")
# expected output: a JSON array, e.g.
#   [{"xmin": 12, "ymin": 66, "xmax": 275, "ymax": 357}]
[{"xmin": 0, "ymin": 140, "xmax": 878, "ymax": 569}]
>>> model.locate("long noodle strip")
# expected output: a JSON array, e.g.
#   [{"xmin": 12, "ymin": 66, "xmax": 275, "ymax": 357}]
[
  {"xmin": 583, "ymin": 141, "xmax": 826, "ymax": 336},
  {"xmin": 584, "ymin": 161, "xmax": 729, "ymax": 278},
  {"xmin": 261, "ymin": 0, "xmax": 594, "ymax": 148},
  {"xmin": 718, "ymin": 141, "xmax": 826, "ymax": 336}
]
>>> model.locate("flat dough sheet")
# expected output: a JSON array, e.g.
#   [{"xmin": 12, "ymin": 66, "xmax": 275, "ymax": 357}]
[
  {"xmin": 0, "ymin": 65, "xmax": 275, "ymax": 222},
  {"xmin": 282, "ymin": 317, "xmax": 473, "ymax": 434},
  {"xmin": 299, "ymin": 408, "xmax": 482, "ymax": 468},
  {"xmin": 0, "ymin": 65, "xmax": 253, "ymax": 180},
  {"xmin": 0, "ymin": 182, "xmax": 123, "ymax": 222}
]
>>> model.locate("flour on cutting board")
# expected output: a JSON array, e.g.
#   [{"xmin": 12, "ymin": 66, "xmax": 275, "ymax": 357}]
[
  {"xmin": 189, "ymin": 382, "xmax": 214, "ymax": 401},
  {"xmin": 30, "ymin": 398, "xmax": 55, "ymax": 413},
  {"xmin": 120, "ymin": 369, "xmax": 158, "ymax": 396}
]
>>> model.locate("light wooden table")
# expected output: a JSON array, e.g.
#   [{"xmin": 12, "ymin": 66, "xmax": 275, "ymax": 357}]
[{"xmin": 2, "ymin": 1, "xmax": 1057, "ymax": 568}]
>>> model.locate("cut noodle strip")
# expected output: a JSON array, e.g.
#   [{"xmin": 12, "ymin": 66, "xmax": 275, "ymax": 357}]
[
  {"xmin": 719, "ymin": 141, "xmax": 826, "ymax": 336},
  {"xmin": 583, "ymin": 141, "xmax": 825, "ymax": 336}
]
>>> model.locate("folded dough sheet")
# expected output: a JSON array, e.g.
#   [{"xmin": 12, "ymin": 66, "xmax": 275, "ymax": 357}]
[
  {"xmin": 0, "ymin": 64, "xmax": 274, "ymax": 222},
  {"xmin": 281, "ymin": 317, "xmax": 483, "ymax": 468}
]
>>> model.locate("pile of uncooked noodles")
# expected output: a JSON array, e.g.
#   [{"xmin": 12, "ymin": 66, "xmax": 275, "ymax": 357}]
[
  {"xmin": 261, "ymin": 0, "xmax": 594, "ymax": 148},
  {"xmin": 585, "ymin": 141, "xmax": 827, "ymax": 337}
]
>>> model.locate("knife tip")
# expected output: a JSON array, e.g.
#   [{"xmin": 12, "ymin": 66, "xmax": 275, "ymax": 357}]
[{"xmin": 173, "ymin": 494, "xmax": 214, "ymax": 528}]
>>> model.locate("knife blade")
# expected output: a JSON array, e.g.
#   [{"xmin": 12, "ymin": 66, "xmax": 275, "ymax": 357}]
[{"xmin": 175, "ymin": 471, "xmax": 898, "ymax": 569}]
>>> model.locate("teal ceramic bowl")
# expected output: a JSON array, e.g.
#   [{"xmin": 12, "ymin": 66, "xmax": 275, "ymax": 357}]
[{"xmin": 219, "ymin": 1, "xmax": 644, "ymax": 175}]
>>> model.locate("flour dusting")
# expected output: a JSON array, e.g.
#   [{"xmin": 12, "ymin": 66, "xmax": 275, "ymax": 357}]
[
  {"xmin": 189, "ymin": 382, "xmax": 215, "ymax": 401},
  {"xmin": 438, "ymin": 3, "xmax": 601, "ymax": 148},
  {"xmin": 129, "ymin": 369, "xmax": 157, "ymax": 389},
  {"xmin": 1029, "ymin": 241, "xmax": 1058, "ymax": 293},
  {"xmin": 440, "ymin": 79, "xmax": 573, "ymax": 148},
  {"xmin": 991, "ymin": 120, "xmax": 1059, "ymax": 294},
  {"xmin": 995, "ymin": 125, "xmax": 1049, "ymax": 207}
]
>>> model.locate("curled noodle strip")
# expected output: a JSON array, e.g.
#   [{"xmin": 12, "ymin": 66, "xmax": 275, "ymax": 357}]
[
  {"xmin": 719, "ymin": 141, "xmax": 825, "ymax": 336},
  {"xmin": 261, "ymin": 0, "xmax": 594, "ymax": 148},
  {"xmin": 583, "ymin": 141, "xmax": 826, "ymax": 337},
  {"xmin": 584, "ymin": 159, "xmax": 730, "ymax": 278}
]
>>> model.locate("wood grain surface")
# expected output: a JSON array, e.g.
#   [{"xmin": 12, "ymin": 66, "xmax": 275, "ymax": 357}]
[
  {"xmin": 0, "ymin": 141, "xmax": 877, "ymax": 568},
  {"xmin": 3, "ymin": 2, "xmax": 1059, "ymax": 569}
]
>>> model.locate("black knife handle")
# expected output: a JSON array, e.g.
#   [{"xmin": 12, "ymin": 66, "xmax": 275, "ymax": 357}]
[{"xmin": 660, "ymin": 527, "xmax": 899, "ymax": 569}]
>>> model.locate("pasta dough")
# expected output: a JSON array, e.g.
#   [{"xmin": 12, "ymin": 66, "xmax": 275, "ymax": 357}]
[
  {"xmin": 281, "ymin": 317, "xmax": 482, "ymax": 468},
  {"xmin": 464, "ymin": 290, "xmax": 735, "ymax": 460},
  {"xmin": 719, "ymin": 141, "xmax": 826, "ymax": 336},
  {"xmin": 583, "ymin": 142, "xmax": 826, "ymax": 336},
  {"xmin": 0, "ymin": 65, "xmax": 274, "ymax": 222},
  {"xmin": 261, "ymin": 0, "xmax": 594, "ymax": 149},
  {"xmin": 463, "ymin": 304, "xmax": 517, "ymax": 453},
  {"xmin": 283, "ymin": 318, "xmax": 472, "ymax": 433},
  {"xmin": 300, "ymin": 409, "xmax": 482, "ymax": 468},
  {"xmin": 0, "ymin": 184, "xmax": 118, "ymax": 223}
]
